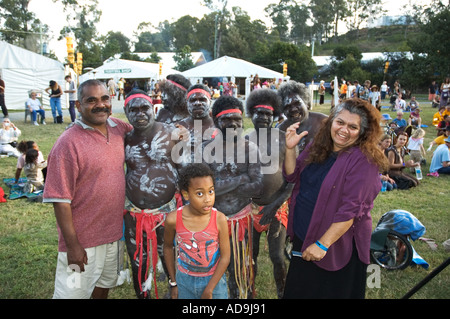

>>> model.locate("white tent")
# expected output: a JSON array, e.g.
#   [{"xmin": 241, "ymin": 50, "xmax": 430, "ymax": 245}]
[
  {"xmin": 134, "ymin": 52, "xmax": 207, "ymax": 70},
  {"xmin": 79, "ymin": 58, "xmax": 179, "ymax": 83},
  {"xmin": 181, "ymin": 55, "xmax": 285, "ymax": 80},
  {"xmin": 0, "ymin": 40, "xmax": 67, "ymax": 110},
  {"xmin": 181, "ymin": 56, "xmax": 287, "ymax": 99}
]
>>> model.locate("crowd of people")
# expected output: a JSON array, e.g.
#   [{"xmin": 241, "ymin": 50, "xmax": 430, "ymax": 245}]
[{"xmin": 1, "ymin": 72, "xmax": 449, "ymax": 301}]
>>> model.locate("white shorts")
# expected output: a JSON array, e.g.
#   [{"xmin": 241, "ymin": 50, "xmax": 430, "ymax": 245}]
[{"xmin": 53, "ymin": 241, "xmax": 119, "ymax": 299}]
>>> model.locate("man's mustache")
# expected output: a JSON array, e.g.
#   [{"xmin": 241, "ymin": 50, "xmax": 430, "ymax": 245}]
[{"xmin": 92, "ymin": 107, "xmax": 110, "ymax": 113}]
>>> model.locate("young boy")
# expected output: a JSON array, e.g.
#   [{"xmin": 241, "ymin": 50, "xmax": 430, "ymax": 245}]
[{"xmin": 164, "ymin": 163, "xmax": 230, "ymax": 299}]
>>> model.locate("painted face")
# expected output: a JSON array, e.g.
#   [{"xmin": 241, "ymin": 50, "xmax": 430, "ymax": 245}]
[
  {"xmin": 76, "ymin": 84, "xmax": 111, "ymax": 128},
  {"xmin": 252, "ymin": 107, "xmax": 273, "ymax": 129},
  {"xmin": 187, "ymin": 92, "xmax": 210, "ymax": 119},
  {"xmin": 161, "ymin": 91, "xmax": 168, "ymax": 106},
  {"xmin": 182, "ymin": 176, "xmax": 215, "ymax": 215},
  {"xmin": 125, "ymin": 97, "xmax": 155, "ymax": 130},
  {"xmin": 331, "ymin": 109, "xmax": 361, "ymax": 152},
  {"xmin": 283, "ymin": 93, "xmax": 308, "ymax": 122},
  {"xmin": 216, "ymin": 112, "xmax": 243, "ymax": 139}
]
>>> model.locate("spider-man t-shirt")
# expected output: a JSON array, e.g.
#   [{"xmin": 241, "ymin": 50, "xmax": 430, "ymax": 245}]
[{"xmin": 176, "ymin": 206, "xmax": 220, "ymax": 277}]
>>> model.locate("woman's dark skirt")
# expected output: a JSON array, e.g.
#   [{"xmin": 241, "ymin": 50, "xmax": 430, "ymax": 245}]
[{"xmin": 283, "ymin": 236, "xmax": 367, "ymax": 299}]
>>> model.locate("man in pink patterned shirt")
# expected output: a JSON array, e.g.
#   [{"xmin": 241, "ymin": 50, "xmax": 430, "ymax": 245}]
[{"xmin": 43, "ymin": 80, "xmax": 132, "ymax": 299}]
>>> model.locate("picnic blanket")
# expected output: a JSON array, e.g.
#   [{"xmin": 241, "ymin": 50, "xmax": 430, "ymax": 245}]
[{"xmin": 2, "ymin": 178, "xmax": 43, "ymax": 200}]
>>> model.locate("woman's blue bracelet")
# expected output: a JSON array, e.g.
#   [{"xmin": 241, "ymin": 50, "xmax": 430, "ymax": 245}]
[{"xmin": 315, "ymin": 240, "xmax": 328, "ymax": 252}]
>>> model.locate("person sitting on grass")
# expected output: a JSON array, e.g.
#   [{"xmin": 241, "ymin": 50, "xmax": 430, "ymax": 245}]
[
  {"xmin": 379, "ymin": 134, "xmax": 397, "ymax": 191},
  {"xmin": 0, "ymin": 118, "xmax": 21, "ymax": 157},
  {"xmin": 436, "ymin": 115, "xmax": 450, "ymax": 136},
  {"xmin": 429, "ymin": 136, "xmax": 450, "ymax": 176},
  {"xmin": 15, "ymin": 140, "xmax": 46, "ymax": 183},
  {"xmin": 428, "ymin": 126, "xmax": 450, "ymax": 151},
  {"xmin": 432, "ymin": 106, "xmax": 445, "ymax": 127},
  {"xmin": 23, "ymin": 148, "xmax": 47, "ymax": 193},
  {"xmin": 386, "ymin": 131, "xmax": 419, "ymax": 190},
  {"xmin": 408, "ymin": 108, "xmax": 422, "ymax": 128},
  {"xmin": 407, "ymin": 96, "xmax": 419, "ymax": 112},
  {"xmin": 163, "ymin": 163, "xmax": 230, "ymax": 299}
]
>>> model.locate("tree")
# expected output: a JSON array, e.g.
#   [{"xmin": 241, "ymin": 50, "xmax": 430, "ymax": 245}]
[
  {"xmin": 57, "ymin": 0, "xmax": 103, "ymax": 68},
  {"xmin": 360, "ymin": 58, "xmax": 384, "ymax": 86},
  {"xmin": 143, "ymin": 52, "xmax": 161, "ymax": 63},
  {"xmin": 400, "ymin": 54, "xmax": 430, "ymax": 92},
  {"xmin": 345, "ymin": 0, "xmax": 384, "ymax": 38},
  {"xmin": 309, "ymin": 0, "xmax": 334, "ymax": 42},
  {"xmin": 171, "ymin": 15, "xmax": 201, "ymax": 51},
  {"xmin": 173, "ymin": 45, "xmax": 195, "ymax": 71},
  {"xmin": 220, "ymin": 25, "xmax": 250, "ymax": 59},
  {"xmin": 265, "ymin": 0, "xmax": 291, "ymax": 42},
  {"xmin": 203, "ymin": 0, "xmax": 229, "ymax": 58},
  {"xmin": 102, "ymin": 31, "xmax": 131, "ymax": 60},
  {"xmin": 0, "ymin": 0, "xmax": 50, "ymax": 53},
  {"xmin": 220, "ymin": 7, "xmax": 269, "ymax": 60},
  {"xmin": 332, "ymin": 45, "xmax": 362, "ymax": 61},
  {"xmin": 194, "ymin": 13, "xmax": 217, "ymax": 60},
  {"xmin": 253, "ymin": 41, "xmax": 317, "ymax": 83},
  {"xmin": 289, "ymin": 3, "xmax": 312, "ymax": 45},
  {"xmin": 134, "ymin": 21, "xmax": 172, "ymax": 52},
  {"xmin": 409, "ymin": 3, "xmax": 450, "ymax": 78},
  {"xmin": 330, "ymin": 0, "xmax": 350, "ymax": 38}
]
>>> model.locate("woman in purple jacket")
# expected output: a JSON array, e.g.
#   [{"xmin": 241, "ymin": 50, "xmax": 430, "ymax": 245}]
[{"xmin": 282, "ymin": 98, "xmax": 389, "ymax": 299}]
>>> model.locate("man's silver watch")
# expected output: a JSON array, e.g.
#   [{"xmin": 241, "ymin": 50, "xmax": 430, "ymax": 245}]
[{"xmin": 168, "ymin": 279, "xmax": 177, "ymax": 287}]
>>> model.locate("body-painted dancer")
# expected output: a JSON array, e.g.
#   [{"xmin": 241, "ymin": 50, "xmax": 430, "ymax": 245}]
[
  {"xmin": 245, "ymin": 88, "xmax": 291, "ymax": 298},
  {"xmin": 203, "ymin": 96, "xmax": 263, "ymax": 299},
  {"xmin": 123, "ymin": 90, "xmax": 180, "ymax": 298}
]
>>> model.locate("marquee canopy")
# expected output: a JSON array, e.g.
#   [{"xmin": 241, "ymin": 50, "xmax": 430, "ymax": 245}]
[
  {"xmin": 181, "ymin": 56, "xmax": 285, "ymax": 80},
  {"xmin": 79, "ymin": 58, "xmax": 179, "ymax": 83},
  {"xmin": 0, "ymin": 40, "xmax": 67, "ymax": 110}
]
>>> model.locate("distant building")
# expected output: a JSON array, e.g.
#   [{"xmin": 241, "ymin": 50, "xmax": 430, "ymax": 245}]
[
  {"xmin": 367, "ymin": 15, "xmax": 415, "ymax": 28},
  {"xmin": 312, "ymin": 52, "xmax": 413, "ymax": 68}
]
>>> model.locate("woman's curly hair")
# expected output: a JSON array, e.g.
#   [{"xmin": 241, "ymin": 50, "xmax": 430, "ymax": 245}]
[{"xmin": 306, "ymin": 98, "xmax": 389, "ymax": 171}]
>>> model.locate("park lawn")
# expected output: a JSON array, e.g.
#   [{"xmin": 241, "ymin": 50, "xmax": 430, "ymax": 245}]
[{"xmin": 0, "ymin": 95, "xmax": 448, "ymax": 299}]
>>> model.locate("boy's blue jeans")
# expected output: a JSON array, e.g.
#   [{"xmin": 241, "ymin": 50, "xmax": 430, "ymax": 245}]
[{"xmin": 176, "ymin": 270, "xmax": 228, "ymax": 299}]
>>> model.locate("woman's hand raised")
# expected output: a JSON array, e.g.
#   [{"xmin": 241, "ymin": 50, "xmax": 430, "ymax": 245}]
[{"xmin": 285, "ymin": 122, "xmax": 308, "ymax": 150}]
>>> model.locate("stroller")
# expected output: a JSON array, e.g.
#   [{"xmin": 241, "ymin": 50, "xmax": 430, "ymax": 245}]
[{"xmin": 370, "ymin": 210, "xmax": 427, "ymax": 270}]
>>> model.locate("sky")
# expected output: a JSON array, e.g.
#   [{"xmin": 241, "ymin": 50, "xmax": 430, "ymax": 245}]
[
  {"xmin": 28, "ymin": 0, "xmax": 424, "ymax": 61},
  {"xmin": 28, "ymin": 0, "xmax": 276, "ymax": 60}
]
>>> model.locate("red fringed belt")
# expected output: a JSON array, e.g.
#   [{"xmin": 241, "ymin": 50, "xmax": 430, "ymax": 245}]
[
  {"xmin": 124, "ymin": 196, "xmax": 179, "ymax": 298},
  {"xmin": 252, "ymin": 200, "xmax": 289, "ymax": 233},
  {"xmin": 227, "ymin": 203, "xmax": 255, "ymax": 299}
]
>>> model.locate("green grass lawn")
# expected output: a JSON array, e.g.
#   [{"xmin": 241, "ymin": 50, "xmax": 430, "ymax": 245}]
[{"xmin": 0, "ymin": 95, "xmax": 448, "ymax": 299}]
